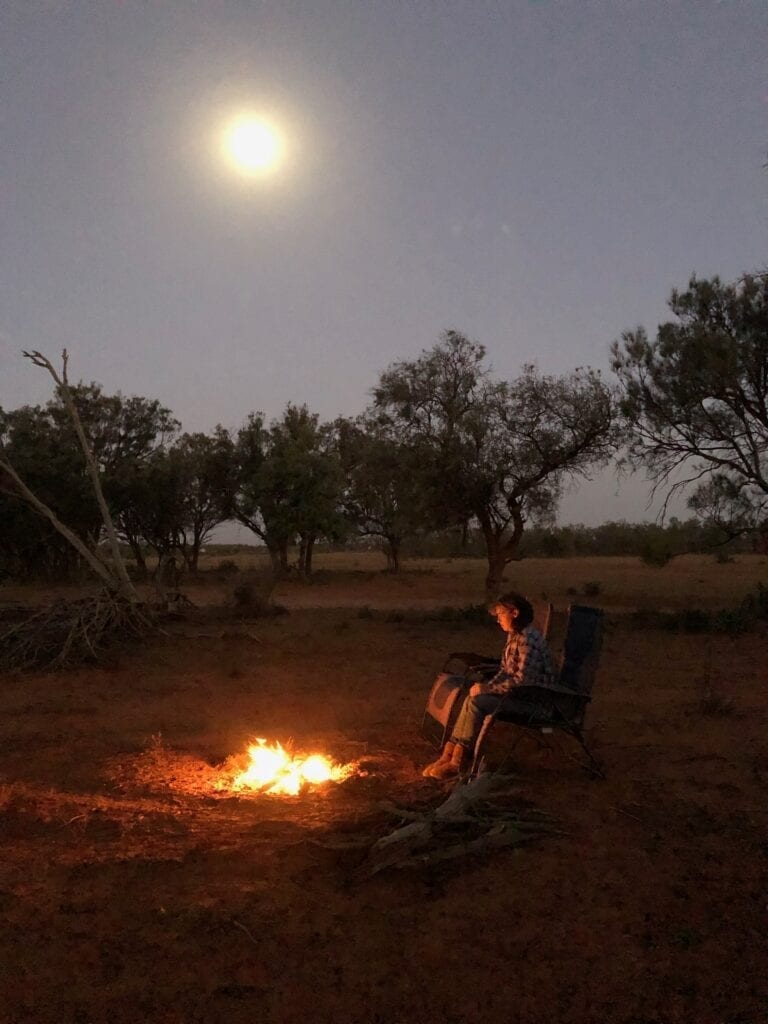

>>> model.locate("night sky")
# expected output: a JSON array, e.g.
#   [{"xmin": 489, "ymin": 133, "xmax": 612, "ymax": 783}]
[{"xmin": 1, "ymin": 0, "xmax": 766, "ymax": 528}]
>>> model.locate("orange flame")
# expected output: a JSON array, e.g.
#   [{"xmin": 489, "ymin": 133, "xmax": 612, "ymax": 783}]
[{"xmin": 227, "ymin": 738, "xmax": 355, "ymax": 796}]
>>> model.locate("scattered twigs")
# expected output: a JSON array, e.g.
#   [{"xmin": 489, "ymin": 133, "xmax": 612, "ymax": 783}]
[{"xmin": 0, "ymin": 593, "xmax": 155, "ymax": 671}]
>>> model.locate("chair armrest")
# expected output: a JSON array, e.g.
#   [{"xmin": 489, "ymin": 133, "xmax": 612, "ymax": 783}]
[{"xmin": 443, "ymin": 652, "xmax": 500, "ymax": 673}]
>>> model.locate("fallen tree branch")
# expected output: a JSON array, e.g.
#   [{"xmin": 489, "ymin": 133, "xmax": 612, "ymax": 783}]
[
  {"xmin": 0, "ymin": 457, "xmax": 117, "ymax": 591},
  {"xmin": 360, "ymin": 772, "xmax": 554, "ymax": 876}
]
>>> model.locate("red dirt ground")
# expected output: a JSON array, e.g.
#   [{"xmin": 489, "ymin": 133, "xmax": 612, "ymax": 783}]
[{"xmin": 0, "ymin": 560, "xmax": 766, "ymax": 1024}]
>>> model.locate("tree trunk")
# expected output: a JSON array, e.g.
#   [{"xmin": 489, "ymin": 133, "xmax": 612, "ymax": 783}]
[
  {"xmin": 484, "ymin": 545, "xmax": 507, "ymax": 602},
  {"xmin": 383, "ymin": 536, "xmax": 401, "ymax": 573},
  {"xmin": 189, "ymin": 524, "xmax": 205, "ymax": 574},
  {"xmin": 298, "ymin": 536, "xmax": 308, "ymax": 575},
  {"xmin": 128, "ymin": 539, "xmax": 147, "ymax": 580},
  {"xmin": 279, "ymin": 540, "xmax": 289, "ymax": 574},
  {"xmin": 266, "ymin": 544, "xmax": 281, "ymax": 576},
  {"xmin": 304, "ymin": 535, "xmax": 315, "ymax": 575},
  {"xmin": 461, "ymin": 519, "xmax": 469, "ymax": 551},
  {"xmin": 481, "ymin": 506, "xmax": 525, "ymax": 601}
]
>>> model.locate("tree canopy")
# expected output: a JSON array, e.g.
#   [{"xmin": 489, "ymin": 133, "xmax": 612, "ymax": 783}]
[
  {"xmin": 375, "ymin": 331, "xmax": 617, "ymax": 595},
  {"xmin": 612, "ymin": 273, "xmax": 768, "ymax": 544}
]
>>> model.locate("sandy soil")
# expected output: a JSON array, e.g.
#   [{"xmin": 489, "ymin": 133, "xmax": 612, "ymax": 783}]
[{"xmin": 0, "ymin": 556, "xmax": 766, "ymax": 1023}]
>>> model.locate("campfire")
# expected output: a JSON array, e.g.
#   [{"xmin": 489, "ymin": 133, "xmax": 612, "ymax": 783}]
[{"xmin": 218, "ymin": 738, "xmax": 356, "ymax": 796}]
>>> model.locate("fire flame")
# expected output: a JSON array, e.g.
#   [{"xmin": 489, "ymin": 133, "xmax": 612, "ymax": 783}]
[{"xmin": 227, "ymin": 738, "xmax": 355, "ymax": 796}]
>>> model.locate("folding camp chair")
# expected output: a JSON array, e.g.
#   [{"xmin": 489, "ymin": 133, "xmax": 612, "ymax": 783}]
[
  {"xmin": 468, "ymin": 604, "xmax": 604, "ymax": 779},
  {"xmin": 420, "ymin": 602, "xmax": 554, "ymax": 750}
]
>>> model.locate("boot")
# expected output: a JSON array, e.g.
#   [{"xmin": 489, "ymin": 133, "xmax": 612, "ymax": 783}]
[
  {"xmin": 422, "ymin": 741, "xmax": 457, "ymax": 778},
  {"xmin": 430, "ymin": 741, "xmax": 469, "ymax": 781}
]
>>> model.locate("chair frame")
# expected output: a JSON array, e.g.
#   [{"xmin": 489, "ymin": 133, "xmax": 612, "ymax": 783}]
[{"xmin": 468, "ymin": 604, "xmax": 605, "ymax": 779}]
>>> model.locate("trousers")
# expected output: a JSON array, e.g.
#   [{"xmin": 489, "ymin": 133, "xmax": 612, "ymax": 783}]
[{"xmin": 451, "ymin": 691, "xmax": 550, "ymax": 749}]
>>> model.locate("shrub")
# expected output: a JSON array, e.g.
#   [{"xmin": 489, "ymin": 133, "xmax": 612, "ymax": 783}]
[
  {"xmin": 439, "ymin": 603, "xmax": 489, "ymax": 623},
  {"xmin": 678, "ymin": 608, "xmax": 711, "ymax": 633},
  {"xmin": 229, "ymin": 570, "xmax": 281, "ymax": 617},
  {"xmin": 639, "ymin": 540, "xmax": 674, "ymax": 567},
  {"xmin": 217, "ymin": 559, "xmax": 240, "ymax": 575},
  {"xmin": 714, "ymin": 550, "xmax": 735, "ymax": 564},
  {"xmin": 379, "ymin": 603, "xmax": 490, "ymax": 626},
  {"xmin": 385, "ymin": 610, "xmax": 405, "ymax": 623}
]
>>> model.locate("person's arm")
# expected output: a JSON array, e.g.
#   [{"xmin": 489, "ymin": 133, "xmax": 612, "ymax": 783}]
[{"xmin": 479, "ymin": 634, "xmax": 522, "ymax": 696}]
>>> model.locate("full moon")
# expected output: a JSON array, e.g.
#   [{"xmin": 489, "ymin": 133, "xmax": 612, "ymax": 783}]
[{"xmin": 223, "ymin": 116, "xmax": 285, "ymax": 175}]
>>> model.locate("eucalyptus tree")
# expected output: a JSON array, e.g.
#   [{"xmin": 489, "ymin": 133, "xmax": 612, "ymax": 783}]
[
  {"xmin": 226, "ymin": 412, "xmax": 286, "ymax": 573},
  {"xmin": 612, "ymin": 273, "xmax": 768, "ymax": 549},
  {"xmin": 336, "ymin": 412, "xmax": 428, "ymax": 572},
  {"xmin": 261, "ymin": 405, "xmax": 346, "ymax": 575},
  {"xmin": 170, "ymin": 428, "xmax": 236, "ymax": 572},
  {"xmin": 375, "ymin": 330, "xmax": 617, "ymax": 596},
  {"xmin": 229, "ymin": 405, "xmax": 345, "ymax": 576}
]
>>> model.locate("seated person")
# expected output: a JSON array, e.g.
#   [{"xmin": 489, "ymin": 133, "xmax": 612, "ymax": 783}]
[{"xmin": 422, "ymin": 591, "xmax": 556, "ymax": 780}]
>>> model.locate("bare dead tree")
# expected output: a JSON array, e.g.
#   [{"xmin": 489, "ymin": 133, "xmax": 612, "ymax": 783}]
[{"xmin": 22, "ymin": 349, "xmax": 140, "ymax": 604}]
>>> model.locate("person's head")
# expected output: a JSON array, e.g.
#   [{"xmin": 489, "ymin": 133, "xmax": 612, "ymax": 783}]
[{"xmin": 489, "ymin": 591, "xmax": 534, "ymax": 634}]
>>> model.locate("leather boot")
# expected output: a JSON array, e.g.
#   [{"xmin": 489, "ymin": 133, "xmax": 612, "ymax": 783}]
[
  {"xmin": 430, "ymin": 741, "xmax": 469, "ymax": 780},
  {"xmin": 422, "ymin": 741, "xmax": 457, "ymax": 778}
]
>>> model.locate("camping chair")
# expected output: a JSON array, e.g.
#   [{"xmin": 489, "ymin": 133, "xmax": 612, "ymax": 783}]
[
  {"xmin": 468, "ymin": 604, "xmax": 604, "ymax": 779},
  {"xmin": 420, "ymin": 602, "xmax": 554, "ymax": 750}
]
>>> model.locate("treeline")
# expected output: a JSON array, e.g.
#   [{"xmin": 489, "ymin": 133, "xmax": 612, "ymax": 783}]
[
  {"xmin": 392, "ymin": 519, "xmax": 747, "ymax": 561},
  {"xmin": 2, "ymin": 271, "xmax": 766, "ymax": 593},
  {"xmin": 0, "ymin": 332, "xmax": 617, "ymax": 593}
]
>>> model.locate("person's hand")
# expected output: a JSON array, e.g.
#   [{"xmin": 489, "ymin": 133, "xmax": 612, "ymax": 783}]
[{"xmin": 469, "ymin": 682, "xmax": 486, "ymax": 697}]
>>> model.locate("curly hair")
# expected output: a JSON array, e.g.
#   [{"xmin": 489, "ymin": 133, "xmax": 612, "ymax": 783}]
[{"xmin": 494, "ymin": 591, "xmax": 534, "ymax": 629}]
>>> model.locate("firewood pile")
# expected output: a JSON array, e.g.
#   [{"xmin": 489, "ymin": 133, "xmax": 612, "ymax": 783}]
[{"xmin": 0, "ymin": 593, "xmax": 155, "ymax": 672}]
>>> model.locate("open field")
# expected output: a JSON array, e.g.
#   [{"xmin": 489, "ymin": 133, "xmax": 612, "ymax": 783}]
[{"xmin": 0, "ymin": 554, "xmax": 766, "ymax": 1024}]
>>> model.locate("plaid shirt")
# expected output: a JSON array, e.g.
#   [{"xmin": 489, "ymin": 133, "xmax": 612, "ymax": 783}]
[{"xmin": 484, "ymin": 625, "xmax": 555, "ymax": 695}]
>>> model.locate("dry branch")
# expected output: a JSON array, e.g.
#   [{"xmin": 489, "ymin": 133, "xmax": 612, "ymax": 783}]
[{"xmin": 361, "ymin": 772, "xmax": 556, "ymax": 876}]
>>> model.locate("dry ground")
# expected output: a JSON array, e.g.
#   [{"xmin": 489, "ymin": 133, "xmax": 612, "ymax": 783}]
[{"xmin": 0, "ymin": 554, "xmax": 766, "ymax": 1024}]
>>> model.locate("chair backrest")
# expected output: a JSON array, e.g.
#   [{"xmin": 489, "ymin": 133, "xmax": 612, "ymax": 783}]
[
  {"xmin": 557, "ymin": 604, "xmax": 603, "ymax": 696},
  {"xmin": 533, "ymin": 601, "xmax": 554, "ymax": 640}
]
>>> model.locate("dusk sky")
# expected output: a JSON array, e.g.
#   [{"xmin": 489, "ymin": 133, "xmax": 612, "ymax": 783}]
[{"xmin": 1, "ymin": 0, "xmax": 766, "ymax": 531}]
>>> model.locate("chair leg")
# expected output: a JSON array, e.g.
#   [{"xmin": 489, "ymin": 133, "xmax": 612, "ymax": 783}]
[
  {"xmin": 468, "ymin": 715, "xmax": 496, "ymax": 780},
  {"xmin": 494, "ymin": 730, "xmax": 525, "ymax": 775}
]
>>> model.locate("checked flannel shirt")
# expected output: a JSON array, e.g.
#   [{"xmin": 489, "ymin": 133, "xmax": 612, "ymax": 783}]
[{"xmin": 483, "ymin": 625, "xmax": 556, "ymax": 695}]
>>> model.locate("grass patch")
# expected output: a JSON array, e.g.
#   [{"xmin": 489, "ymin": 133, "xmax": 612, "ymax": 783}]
[{"xmin": 628, "ymin": 583, "xmax": 768, "ymax": 635}]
